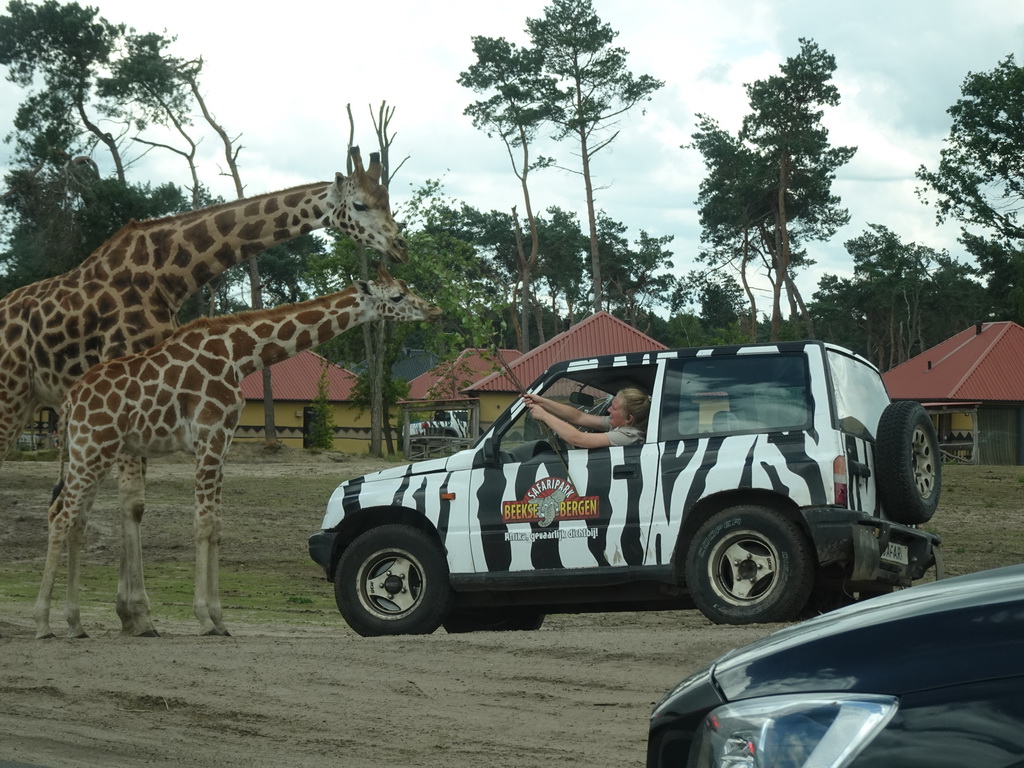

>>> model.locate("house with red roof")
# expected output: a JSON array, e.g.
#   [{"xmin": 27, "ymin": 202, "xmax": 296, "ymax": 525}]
[
  {"xmin": 883, "ymin": 321, "xmax": 1024, "ymax": 465},
  {"xmin": 237, "ymin": 350, "xmax": 371, "ymax": 452}
]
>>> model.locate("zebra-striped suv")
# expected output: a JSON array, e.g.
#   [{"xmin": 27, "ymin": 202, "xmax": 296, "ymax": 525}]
[{"xmin": 309, "ymin": 341, "xmax": 942, "ymax": 636}]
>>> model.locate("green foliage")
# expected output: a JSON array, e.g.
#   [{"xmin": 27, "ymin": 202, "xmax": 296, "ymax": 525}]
[
  {"xmin": 305, "ymin": 361, "xmax": 336, "ymax": 451},
  {"xmin": 689, "ymin": 38, "xmax": 855, "ymax": 340},
  {"xmin": 525, "ymin": 0, "xmax": 663, "ymax": 147},
  {"xmin": 0, "ymin": 166, "xmax": 189, "ymax": 294},
  {"xmin": 398, "ymin": 180, "xmax": 511, "ymax": 352},
  {"xmin": 597, "ymin": 212, "xmax": 679, "ymax": 325},
  {"xmin": 95, "ymin": 30, "xmax": 193, "ymax": 131},
  {"xmin": 917, "ymin": 54, "xmax": 1024, "ymax": 323},
  {"xmin": 255, "ymin": 234, "xmax": 326, "ymax": 306},
  {"xmin": 0, "ymin": 0, "xmax": 131, "ymax": 180},
  {"xmin": 656, "ymin": 271, "xmax": 748, "ymax": 348},
  {"xmin": 349, "ymin": 365, "xmax": 410, "ymax": 418},
  {"xmin": 459, "ymin": 35, "xmax": 559, "ymax": 153},
  {"xmin": 810, "ymin": 224, "xmax": 987, "ymax": 367},
  {"xmin": 533, "ymin": 206, "xmax": 589, "ymax": 318}
]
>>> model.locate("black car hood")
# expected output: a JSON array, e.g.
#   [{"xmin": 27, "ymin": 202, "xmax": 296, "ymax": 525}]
[{"xmin": 712, "ymin": 565, "xmax": 1024, "ymax": 701}]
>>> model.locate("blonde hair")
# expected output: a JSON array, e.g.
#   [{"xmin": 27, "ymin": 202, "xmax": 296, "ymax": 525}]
[{"xmin": 617, "ymin": 387, "xmax": 651, "ymax": 427}]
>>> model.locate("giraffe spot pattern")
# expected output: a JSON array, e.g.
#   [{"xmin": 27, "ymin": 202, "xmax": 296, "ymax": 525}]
[
  {"xmin": 214, "ymin": 210, "xmax": 237, "ymax": 236},
  {"xmin": 238, "ymin": 220, "xmax": 266, "ymax": 240},
  {"xmin": 182, "ymin": 221, "xmax": 215, "ymax": 252}
]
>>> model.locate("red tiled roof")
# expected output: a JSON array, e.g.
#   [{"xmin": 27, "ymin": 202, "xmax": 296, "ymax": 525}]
[
  {"xmin": 467, "ymin": 312, "xmax": 667, "ymax": 394},
  {"xmin": 239, "ymin": 350, "xmax": 357, "ymax": 402},
  {"xmin": 883, "ymin": 321, "xmax": 1024, "ymax": 402},
  {"xmin": 407, "ymin": 348, "xmax": 520, "ymax": 400}
]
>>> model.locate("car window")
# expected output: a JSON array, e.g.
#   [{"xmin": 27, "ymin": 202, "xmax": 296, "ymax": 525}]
[
  {"xmin": 499, "ymin": 375, "xmax": 613, "ymax": 455},
  {"xmin": 660, "ymin": 354, "xmax": 811, "ymax": 440},
  {"xmin": 827, "ymin": 349, "xmax": 888, "ymax": 439}
]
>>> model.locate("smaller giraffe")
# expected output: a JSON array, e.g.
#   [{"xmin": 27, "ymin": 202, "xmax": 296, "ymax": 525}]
[{"xmin": 34, "ymin": 267, "xmax": 440, "ymax": 639}]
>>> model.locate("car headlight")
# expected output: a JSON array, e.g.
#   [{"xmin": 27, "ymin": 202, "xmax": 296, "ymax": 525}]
[{"xmin": 690, "ymin": 694, "xmax": 897, "ymax": 768}]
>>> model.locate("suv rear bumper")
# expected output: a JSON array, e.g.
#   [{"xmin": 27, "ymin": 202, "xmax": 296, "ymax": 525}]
[{"xmin": 801, "ymin": 507, "xmax": 941, "ymax": 585}]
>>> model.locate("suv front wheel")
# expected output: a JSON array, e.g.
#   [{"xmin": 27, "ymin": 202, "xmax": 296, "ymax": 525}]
[
  {"xmin": 685, "ymin": 506, "xmax": 815, "ymax": 625},
  {"xmin": 334, "ymin": 525, "xmax": 453, "ymax": 637}
]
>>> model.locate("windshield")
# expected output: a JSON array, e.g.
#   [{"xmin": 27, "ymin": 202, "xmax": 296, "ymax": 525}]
[{"xmin": 827, "ymin": 349, "xmax": 889, "ymax": 440}]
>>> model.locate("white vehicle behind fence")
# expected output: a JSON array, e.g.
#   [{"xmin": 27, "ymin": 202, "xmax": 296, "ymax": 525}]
[{"xmin": 407, "ymin": 410, "xmax": 470, "ymax": 439}]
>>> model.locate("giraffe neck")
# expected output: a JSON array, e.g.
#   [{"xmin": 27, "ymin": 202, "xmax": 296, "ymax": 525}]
[
  {"xmin": 80, "ymin": 182, "xmax": 337, "ymax": 311},
  {"xmin": 186, "ymin": 285, "xmax": 376, "ymax": 378}
]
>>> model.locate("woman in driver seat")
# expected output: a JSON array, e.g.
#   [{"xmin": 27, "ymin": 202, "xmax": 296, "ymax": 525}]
[{"xmin": 521, "ymin": 387, "xmax": 650, "ymax": 448}]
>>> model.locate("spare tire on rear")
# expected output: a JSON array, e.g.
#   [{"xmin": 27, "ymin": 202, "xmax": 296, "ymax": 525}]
[{"xmin": 875, "ymin": 401, "xmax": 941, "ymax": 525}]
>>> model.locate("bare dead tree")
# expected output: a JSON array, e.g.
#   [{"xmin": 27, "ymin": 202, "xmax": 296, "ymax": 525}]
[{"xmin": 186, "ymin": 61, "xmax": 279, "ymax": 447}]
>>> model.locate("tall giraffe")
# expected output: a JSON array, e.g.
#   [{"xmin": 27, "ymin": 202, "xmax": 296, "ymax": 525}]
[
  {"xmin": 34, "ymin": 266, "xmax": 441, "ymax": 639},
  {"xmin": 0, "ymin": 146, "xmax": 405, "ymax": 470}
]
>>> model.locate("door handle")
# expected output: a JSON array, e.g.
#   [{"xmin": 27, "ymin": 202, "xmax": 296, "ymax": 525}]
[{"xmin": 613, "ymin": 464, "xmax": 639, "ymax": 479}]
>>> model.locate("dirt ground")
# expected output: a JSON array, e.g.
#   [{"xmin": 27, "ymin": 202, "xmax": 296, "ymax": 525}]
[{"xmin": 1, "ymin": 448, "xmax": 1022, "ymax": 768}]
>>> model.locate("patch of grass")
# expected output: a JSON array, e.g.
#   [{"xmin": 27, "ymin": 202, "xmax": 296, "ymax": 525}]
[{"xmin": 0, "ymin": 558, "xmax": 341, "ymax": 629}]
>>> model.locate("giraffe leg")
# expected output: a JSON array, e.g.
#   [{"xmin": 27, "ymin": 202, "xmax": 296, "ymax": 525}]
[
  {"xmin": 115, "ymin": 455, "xmax": 158, "ymax": 637},
  {"xmin": 41, "ymin": 432, "xmax": 116, "ymax": 639},
  {"xmin": 32, "ymin": 478, "xmax": 101, "ymax": 640},
  {"xmin": 193, "ymin": 450, "xmax": 230, "ymax": 636},
  {"xmin": 63, "ymin": 491, "xmax": 95, "ymax": 639},
  {"xmin": 33, "ymin": 495, "xmax": 70, "ymax": 639}
]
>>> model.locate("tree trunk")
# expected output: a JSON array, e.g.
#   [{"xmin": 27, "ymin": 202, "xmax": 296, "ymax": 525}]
[
  {"xmin": 77, "ymin": 100, "xmax": 125, "ymax": 183},
  {"xmin": 783, "ymin": 270, "xmax": 815, "ymax": 338},
  {"xmin": 246, "ymin": 256, "xmax": 278, "ymax": 446},
  {"xmin": 771, "ymin": 151, "xmax": 793, "ymax": 341},
  {"xmin": 579, "ymin": 129, "xmax": 603, "ymax": 313},
  {"xmin": 740, "ymin": 229, "xmax": 759, "ymax": 341},
  {"xmin": 511, "ymin": 207, "xmax": 532, "ymax": 352}
]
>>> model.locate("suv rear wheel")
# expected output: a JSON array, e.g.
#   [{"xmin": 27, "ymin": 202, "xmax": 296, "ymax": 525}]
[
  {"xmin": 875, "ymin": 401, "xmax": 941, "ymax": 525},
  {"xmin": 685, "ymin": 506, "xmax": 815, "ymax": 624},
  {"xmin": 335, "ymin": 525, "xmax": 453, "ymax": 637}
]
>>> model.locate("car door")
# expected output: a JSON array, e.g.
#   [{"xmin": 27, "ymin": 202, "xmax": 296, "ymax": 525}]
[{"xmin": 467, "ymin": 384, "xmax": 661, "ymax": 576}]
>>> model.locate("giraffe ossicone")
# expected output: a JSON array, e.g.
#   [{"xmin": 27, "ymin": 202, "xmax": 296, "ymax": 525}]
[{"xmin": 33, "ymin": 266, "xmax": 441, "ymax": 639}]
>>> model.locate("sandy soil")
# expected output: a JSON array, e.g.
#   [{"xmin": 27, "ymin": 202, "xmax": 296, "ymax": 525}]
[{"xmin": 1, "ymin": 449, "xmax": 1021, "ymax": 768}]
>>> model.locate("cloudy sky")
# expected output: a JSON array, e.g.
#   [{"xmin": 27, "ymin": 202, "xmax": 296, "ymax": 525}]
[{"xmin": 2, "ymin": 0, "xmax": 1023, "ymax": 310}]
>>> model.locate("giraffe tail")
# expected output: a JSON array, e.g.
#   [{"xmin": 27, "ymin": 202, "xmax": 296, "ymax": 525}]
[{"xmin": 50, "ymin": 397, "xmax": 71, "ymax": 504}]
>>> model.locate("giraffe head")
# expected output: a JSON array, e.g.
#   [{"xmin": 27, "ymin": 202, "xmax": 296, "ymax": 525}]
[
  {"xmin": 358, "ymin": 265, "xmax": 443, "ymax": 323},
  {"xmin": 327, "ymin": 146, "xmax": 409, "ymax": 263}
]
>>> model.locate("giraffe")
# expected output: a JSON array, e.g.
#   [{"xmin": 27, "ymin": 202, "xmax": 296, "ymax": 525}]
[
  {"xmin": 33, "ymin": 266, "xmax": 441, "ymax": 639},
  {"xmin": 0, "ymin": 146, "xmax": 406, "ymax": 472},
  {"xmin": 1, "ymin": 146, "xmax": 403, "ymax": 636}
]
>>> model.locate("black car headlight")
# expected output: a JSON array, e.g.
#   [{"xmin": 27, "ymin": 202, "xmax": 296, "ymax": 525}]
[{"xmin": 689, "ymin": 694, "xmax": 898, "ymax": 768}]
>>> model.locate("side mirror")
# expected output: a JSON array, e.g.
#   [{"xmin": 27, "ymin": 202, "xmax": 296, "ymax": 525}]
[{"xmin": 479, "ymin": 436, "xmax": 499, "ymax": 466}]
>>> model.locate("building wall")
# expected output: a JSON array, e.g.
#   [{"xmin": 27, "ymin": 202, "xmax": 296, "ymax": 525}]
[
  {"xmin": 237, "ymin": 393, "xmax": 519, "ymax": 455},
  {"xmin": 478, "ymin": 392, "xmax": 516, "ymax": 431},
  {"xmin": 235, "ymin": 401, "xmax": 384, "ymax": 453}
]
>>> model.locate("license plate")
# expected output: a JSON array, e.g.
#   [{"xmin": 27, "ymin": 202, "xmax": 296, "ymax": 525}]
[{"xmin": 882, "ymin": 541, "xmax": 909, "ymax": 565}]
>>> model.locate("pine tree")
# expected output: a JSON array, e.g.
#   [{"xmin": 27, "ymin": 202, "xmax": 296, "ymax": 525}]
[{"xmin": 306, "ymin": 361, "xmax": 336, "ymax": 451}]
